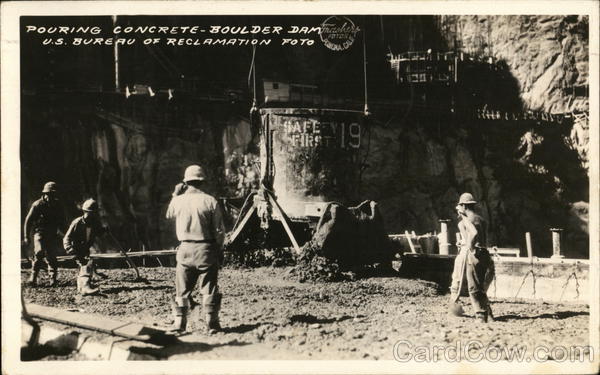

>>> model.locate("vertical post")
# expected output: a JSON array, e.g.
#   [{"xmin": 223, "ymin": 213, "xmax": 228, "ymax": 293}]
[
  {"xmin": 438, "ymin": 219, "xmax": 451, "ymax": 255},
  {"xmin": 405, "ymin": 231, "xmax": 417, "ymax": 254},
  {"xmin": 112, "ymin": 16, "xmax": 119, "ymax": 92},
  {"xmin": 550, "ymin": 228, "xmax": 564, "ymax": 259},
  {"xmin": 454, "ymin": 55, "xmax": 458, "ymax": 83},
  {"xmin": 142, "ymin": 243, "xmax": 146, "ymax": 267},
  {"xmin": 525, "ymin": 232, "xmax": 533, "ymax": 260}
]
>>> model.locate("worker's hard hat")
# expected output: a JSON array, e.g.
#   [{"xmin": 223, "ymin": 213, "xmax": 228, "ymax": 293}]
[
  {"xmin": 82, "ymin": 199, "xmax": 98, "ymax": 212},
  {"xmin": 458, "ymin": 192, "xmax": 477, "ymax": 205},
  {"xmin": 42, "ymin": 181, "xmax": 58, "ymax": 193},
  {"xmin": 183, "ymin": 165, "xmax": 206, "ymax": 182}
]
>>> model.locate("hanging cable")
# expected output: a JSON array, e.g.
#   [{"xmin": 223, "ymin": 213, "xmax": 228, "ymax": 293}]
[
  {"xmin": 362, "ymin": 23, "xmax": 370, "ymax": 117},
  {"xmin": 247, "ymin": 45, "xmax": 256, "ymax": 89},
  {"xmin": 248, "ymin": 45, "xmax": 258, "ymax": 113},
  {"xmin": 154, "ymin": 45, "xmax": 183, "ymax": 78},
  {"xmin": 253, "ymin": 47, "xmax": 257, "ymax": 108},
  {"xmin": 144, "ymin": 44, "xmax": 176, "ymax": 77},
  {"xmin": 248, "ymin": 45, "xmax": 260, "ymax": 157},
  {"xmin": 358, "ymin": 21, "xmax": 371, "ymax": 195}
]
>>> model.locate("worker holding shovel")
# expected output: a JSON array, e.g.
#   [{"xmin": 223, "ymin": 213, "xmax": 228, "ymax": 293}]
[
  {"xmin": 166, "ymin": 165, "xmax": 225, "ymax": 334},
  {"xmin": 449, "ymin": 193, "xmax": 495, "ymax": 322},
  {"xmin": 63, "ymin": 199, "xmax": 109, "ymax": 296}
]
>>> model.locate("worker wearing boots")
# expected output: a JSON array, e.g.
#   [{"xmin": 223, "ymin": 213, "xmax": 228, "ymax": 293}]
[
  {"xmin": 63, "ymin": 199, "xmax": 108, "ymax": 296},
  {"xmin": 449, "ymin": 193, "xmax": 495, "ymax": 322},
  {"xmin": 166, "ymin": 165, "xmax": 225, "ymax": 334},
  {"xmin": 23, "ymin": 181, "xmax": 65, "ymax": 287}
]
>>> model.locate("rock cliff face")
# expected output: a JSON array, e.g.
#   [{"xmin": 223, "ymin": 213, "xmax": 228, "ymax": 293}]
[
  {"xmin": 21, "ymin": 16, "xmax": 589, "ymax": 258},
  {"xmin": 441, "ymin": 15, "xmax": 588, "ymax": 113},
  {"xmin": 365, "ymin": 15, "xmax": 589, "ymax": 257},
  {"xmin": 21, "ymin": 98, "xmax": 257, "ymax": 253},
  {"xmin": 439, "ymin": 15, "xmax": 589, "ymax": 170}
]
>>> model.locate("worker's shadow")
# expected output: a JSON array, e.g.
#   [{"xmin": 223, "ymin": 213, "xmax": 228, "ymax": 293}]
[
  {"xmin": 494, "ymin": 311, "xmax": 589, "ymax": 322},
  {"xmin": 221, "ymin": 323, "xmax": 262, "ymax": 334},
  {"xmin": 289, "ymin": 313, "xmax": 354, "ymax": 325}
]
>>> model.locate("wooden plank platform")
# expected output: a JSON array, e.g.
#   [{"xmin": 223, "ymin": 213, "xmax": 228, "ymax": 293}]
[{"xmin": 26, "ymin": 304, "xmax": 174, "ymax": 344}]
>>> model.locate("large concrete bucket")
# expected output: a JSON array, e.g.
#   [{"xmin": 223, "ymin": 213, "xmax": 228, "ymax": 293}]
[
  {"xmin": 259, "ymin": 108, "xmax": 367, "ymax": 220},
  {"xmin": 226, "ymin": 107, "xmax": 392, "ymax": 264}
]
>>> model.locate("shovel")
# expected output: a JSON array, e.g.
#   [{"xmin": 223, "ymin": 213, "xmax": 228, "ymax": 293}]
[{"xmin": 107, "ymin": 230, "xmax": 150, "ymax": 284}]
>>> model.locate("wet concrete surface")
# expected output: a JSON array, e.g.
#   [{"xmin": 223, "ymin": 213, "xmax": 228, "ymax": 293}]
[{"xmin": 21, "ymin": 267, "xmax": 590, "ymax": 360}]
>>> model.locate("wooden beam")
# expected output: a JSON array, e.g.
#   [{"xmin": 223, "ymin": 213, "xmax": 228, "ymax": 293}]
[
  {"xmin": 405, "ymin": 231, "xmax": 417, "ymax": 254},
  {"xmin": 266, "ymin": 192, "xmax": 301, "ymax": 254},
  {"xmin": 225, "ymin": 202, "xmax": 257, "ymax": 247}
]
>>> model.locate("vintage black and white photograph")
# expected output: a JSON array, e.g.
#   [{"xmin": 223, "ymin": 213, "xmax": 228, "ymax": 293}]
[{"xmin": 2, "ymin": 1, "xmax": 598, "ymax": 373}]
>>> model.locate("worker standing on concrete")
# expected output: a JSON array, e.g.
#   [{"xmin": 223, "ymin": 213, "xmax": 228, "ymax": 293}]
[
  {"xmin": 449, "ymin": 193, "xmax": 495, "ymax": 322},
  {"xmin": 167, "ymin": 165, "xmax": 225, "ymax": 334},
  {"xmin": 63, "ymin": 199, "xmax": 108, "ymax": 296},
  {"xmin": 23, "ymin": 181, "xmax": 65, "ymax": 287}
]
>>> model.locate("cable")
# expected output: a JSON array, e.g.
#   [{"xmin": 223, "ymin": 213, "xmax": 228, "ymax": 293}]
[
  {"xmin": 153, "ymin": 45, "xmax": 182, "ymax": 77},
  {"xmin": 144, "ymin": 44, "xmax": 176, "ymax": 78},
  {"xmin": 362, "ymin": 23, "xmax": 370, "ymax": 116},
  {"xmin": 247, "ymin": 45, "xmax": 256, "ymax": 91},
  {"xmin": 253, "ymin": 46, "xmax": 257, "ymax": 106}
]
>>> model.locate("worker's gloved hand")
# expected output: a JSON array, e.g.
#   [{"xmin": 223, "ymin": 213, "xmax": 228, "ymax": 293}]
[
  {"xmin": 65, "ymin": 248, "xmax": 75, "ymax": 256},
  {"xmin": 172, "ymin": 183, "xmax": 187, "ymax": 197}
]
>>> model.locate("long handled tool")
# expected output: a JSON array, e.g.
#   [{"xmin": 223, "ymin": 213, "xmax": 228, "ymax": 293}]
[
  {"xmin": 449, "ymin": 232, "xmax": 466, "ymax": 316},
  {"xmin": 107, "ymin": 230, "xmax": 150, "ymax": 284}
]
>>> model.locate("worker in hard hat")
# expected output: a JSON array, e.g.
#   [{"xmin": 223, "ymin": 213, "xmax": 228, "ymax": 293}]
[
  {"xmin": 449, "ymin": 192, "xmax": 495, "ymax": 322},
  {"xmin": 23, "ymin": 181, "xmax": 65, "ymax": 287},
  {"xmin": 63, "ymin": 199, "xmax": 109, "ymax": 296},
  {"xmin": 166, "ymin": 165, "xmax": 225, "ymax": 334}
]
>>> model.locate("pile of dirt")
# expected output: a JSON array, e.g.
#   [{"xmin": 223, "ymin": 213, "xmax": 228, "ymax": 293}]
[
  {"xmin": 223, "ymin": 200, "xmax": 396, "ymax": 281},
  {"xmin": 223, "ymin": 244, "xmax": 353, "ymax": 282},
  {"xmin": 290, "ymin": 243, "xmax": 354, "ymax": 282},
  {"xmin": 224, "ymin": 247, "xmax": 397, "ymax": 284}
]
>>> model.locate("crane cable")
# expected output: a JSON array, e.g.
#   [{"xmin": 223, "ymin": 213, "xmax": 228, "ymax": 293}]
[
  {"xmin": 363, "ymin": 24, "xmax": 370, "ymax": 117},
  {"xmin": 248, "ymin": 45, "xmax": 258, "ymax": 112},
  {"xmin": 358, "ymin": 22, "xmax": 371, "ymax": 195}
]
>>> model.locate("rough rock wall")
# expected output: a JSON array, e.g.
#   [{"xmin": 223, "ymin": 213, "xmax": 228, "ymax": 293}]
[
  {"xmin": 441, "ymin": 15, "xmax": 589, "ymax": 113},
  {"xmin": 363, "ymin": 117, "xmax": 590, "ymax": 257},
  {"xmin": 21, "ymin": 100, "xmax": 255, "ymax": 254},
  {"xmin": 441, "ymin": 15, "xmax": 590, "ymax": 168},
  {"xmin": 366, "ymin": 15, "xmax": 589, "ymax": 257}
]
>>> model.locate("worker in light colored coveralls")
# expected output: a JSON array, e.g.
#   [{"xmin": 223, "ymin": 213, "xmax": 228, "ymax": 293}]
[
  {"xmin": 449, "ymin": 193, "xmax": 495, "ymax": 322},
  {"xmin": 167, "ymin": 165, "xmax": 225, "ymax": 334},
  {"xmin": 23, "ymin": 181, "xmax": 65, "ymax": 287},
  {"xmin": 63, "ymin": 199, "xmax": 108, "ymax": 296}
]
